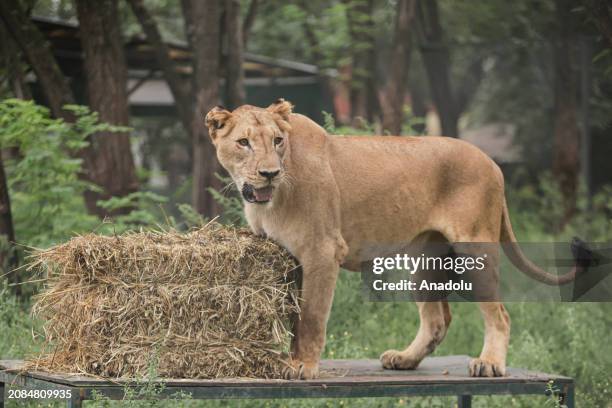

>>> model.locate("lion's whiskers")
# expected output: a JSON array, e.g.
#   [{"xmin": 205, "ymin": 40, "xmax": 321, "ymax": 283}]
[
  {"xmin": 280, "ymin": 173, "xmax": 295, "ymax": 191},
  {"xmin": 284, "ymin": 172, "xmax": 316, "ymax": 186},
  {"xmin": 220, "ymin": 180, "xmax": 237, "ymax": 196}
]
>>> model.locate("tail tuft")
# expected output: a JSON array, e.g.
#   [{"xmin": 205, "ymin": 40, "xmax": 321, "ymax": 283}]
[{"xmin": 571, "ymin": 237, "xmax": 597, "ymax": 269}]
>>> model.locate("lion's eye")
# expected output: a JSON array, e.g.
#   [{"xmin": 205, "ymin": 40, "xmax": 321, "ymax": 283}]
[
  {"xmin": 274, "ymin": 137, "xmax": 284, "ymax": 146},
  {"xmin": 237, "ymin": 138, "xmax": 250, "ymax": 147}
]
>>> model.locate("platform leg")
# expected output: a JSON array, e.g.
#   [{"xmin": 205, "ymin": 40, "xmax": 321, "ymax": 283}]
[
  {"xmin": 559, "ymin": 383, "xmax": 575, "ymax": 408},
  {"xmin": 457, "ymin": 394, "xmax": 472, "ymax": 408},
  {"xmin": 0, "ymin": 381, "xmax": 4, "ymax": 408},
  {"xmin": 67, "ymin": 391, "xmax": 83, "ymax": 408}
]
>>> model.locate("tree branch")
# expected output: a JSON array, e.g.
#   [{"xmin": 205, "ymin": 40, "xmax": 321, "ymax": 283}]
[
  {"xmin": 225, "ymin": 0, "xmax": 246, "ymax": 108},
  {"xmin": 382, "ymin": 0, "xmax": 416, "ymax": 134},
  {"xmin": 0, "ymin": 0, "xmax": 74, "ymax": 118},
  {"xmin": 185, "ymin": 0, "xmax": 223, "ymax": 216},
  {"xmin": 414, "ymin": 0, "xmax": 458, "ymax": 137}
]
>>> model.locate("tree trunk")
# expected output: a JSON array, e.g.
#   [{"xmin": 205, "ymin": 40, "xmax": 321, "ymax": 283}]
[
  {"xmin": 0, "ymin": 24, "xmax": 32, "ymax": 101},
  {"xmin": 224, "ymin": 0, "xmax": 246, "ymax": 109},
  {"xmin": 128, "ymin": 0, "xmax": 192, "ymax": 131},
  {"xmin": 454, "ymin": 55, "xmax": 486, "ymax": 116},
  {"xmin": 0, "ymin": 153, "xmax": 19, "ymax": 296},
  {"xmin": 552, "ymin": 0, "xmax": 581, "ymax": 224},
  {"xmin": 2, "ymin": 0, "xmax": 139, "ymax": 218},
  {"xmin": 409, "ymin": 77, "xmax": 427, "ymax": 134},
  {"xmin": 344, "ymin": 0, "xmax": 378, "ymax": 122},
  {"xmin": 130, "ymin": 0, "xmax": 223, "ymax": 218},
  {"xmin": 75, "ymin": 0, "xmax": 139, "ymax": 216},
  {"xmin": 0, "ymin": 24, "xmax": 27, "ymax": 295},
  {"xmin": 242, "ymin": 0, "xmax": 259, "ymax": 49},
  {"xmin": 296, "ymin": 0, "xmax": 323, "ymax": 62},
  {"xmin": 0, "ymin": 156, "xmax": 15, "ymax": 250},
  {"xmin": 363, "ymin": 0, "xmax": 379, "ymax": 123},
  {"xmin": 414, "ymin": 0, "xmax": 458, "ymax": 137},
  {"xmin": 382, "ymin": 0, "xmax": 416, "ymax": 135},
  {"xmin": 187, "ymin": 0, "xmax": 223, "ymax": 217},
  {"xmin": 0, "ymin": 0, "xmax": 75, "ymax": 119}
]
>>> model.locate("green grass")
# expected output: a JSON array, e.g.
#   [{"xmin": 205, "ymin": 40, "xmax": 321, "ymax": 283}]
[
  {"xmin": 1, "ymin": 179, "xmax": 611, "ymax": 407},
  {"xmin": 2, "ymin": 271, "xmax": 611, "ymax": 407}
]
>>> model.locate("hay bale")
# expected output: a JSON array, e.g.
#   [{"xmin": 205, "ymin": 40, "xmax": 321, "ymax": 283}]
[{"xmin": 27, "ymin": 222, "xmax": 299, "ymax": 379}]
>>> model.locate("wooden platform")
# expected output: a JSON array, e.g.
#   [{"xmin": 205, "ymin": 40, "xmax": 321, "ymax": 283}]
[{"xmin": 0, "ymin": 356, "xmax": 574, "ymax": 407}]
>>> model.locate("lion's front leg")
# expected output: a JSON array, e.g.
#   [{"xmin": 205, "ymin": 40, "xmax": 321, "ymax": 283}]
[{"xmin": 284, "ymin": 245, "xmax": 341, "ymax": 380}]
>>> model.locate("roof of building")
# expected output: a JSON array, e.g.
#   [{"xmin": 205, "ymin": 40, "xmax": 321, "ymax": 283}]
[{"xmin": 32, "ymin": 15, "xmax": 334, "ymax": 80}]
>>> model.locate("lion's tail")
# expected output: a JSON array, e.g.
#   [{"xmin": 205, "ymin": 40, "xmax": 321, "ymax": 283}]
[{"xmin": 500, "ymin": 201, "xmax": 579, "ymax": 285}]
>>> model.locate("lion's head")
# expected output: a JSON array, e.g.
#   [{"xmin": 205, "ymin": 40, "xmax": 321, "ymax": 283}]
[{"xmin": 205, "ymin": 99, "xmax": 293, "ymax": 205}]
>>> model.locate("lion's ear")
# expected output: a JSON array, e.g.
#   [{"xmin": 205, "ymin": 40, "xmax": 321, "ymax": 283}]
[
  {"xmin": 205, "ymin": 106, "xmax": 232, "ymax": 141},
  {"xmin": 267, "ymin": 98, "xmax": 293, "ymax": 121}
]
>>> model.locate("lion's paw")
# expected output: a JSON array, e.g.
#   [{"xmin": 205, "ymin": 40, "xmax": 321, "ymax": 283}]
[
  {"xmin": 468, "ymin": 357, "xmax": 506, "ymax": 377},
  {"xmin": 282, "ymin": 359, "xmax": 319, "ymax": 380},
  {"xmin": 380, "ymin": 349, "xmax": 419, "ymax": 370}
]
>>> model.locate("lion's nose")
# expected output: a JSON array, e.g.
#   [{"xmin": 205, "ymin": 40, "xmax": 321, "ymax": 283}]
[{"xmin": 259, "ymin": 169, "xmax": 280, "ymax": 180}]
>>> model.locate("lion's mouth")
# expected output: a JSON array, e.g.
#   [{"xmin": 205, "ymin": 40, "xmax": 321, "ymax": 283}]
[{"xmin": 242, "ymin": 184, "xmax": 274, "ymax": 204}]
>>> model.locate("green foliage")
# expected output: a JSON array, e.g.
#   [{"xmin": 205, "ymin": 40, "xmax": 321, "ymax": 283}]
[
  {"xmin": 545, "ymin": 380, "xmax": 568, "ymax": 408},
  {"xmin": 208, "ymin": 173, "xmax": 246, "ymax": 226},
  {"xmin": 400, "ymin": 106, "xmax": 427, "ymax": 136},
  {"xmin": 0, "ymin": 99, "xmax": 101, "ymax": 248},
  {"xmin": 175, "ymin": 203, "xmax": 206, "ymax": 228},
  {"xmin": 0, "ymin": 281, "xmax": 38, "ymax": 360},
  {"xmin": 246, "ymin": 1, "xmax": 314, "ymax": 62},
  {"xmin": 96, "ymin": 191, "xmax": 169, "ymax": 233},
  {"xmin": 247, "ymin": 0, "xmax": 393, "ymax": 71},
  {"xmin": 323, "ymin": 110, "xmax": 425, "ymax": 136},
  {"xmin": 507, "ymin": 172, "xmax": 612, "ymax": 241},
  {"xmin": 0, "ymin": 99, "xmax": 203, "ymax": 253},
  {"xmin": 322, "ymin": 110, "xmax": 375, "ymax": 135},
  {"xmin": 322, "ymin": 110, "xmax": 337, "ymax": 133},
  {"xmin": 590, "ymin": 48, "xmax": 612, "ymax": 129},
  {"xmin": 88, "ymin": 352, "xmax": 193, "ymax": 408}
]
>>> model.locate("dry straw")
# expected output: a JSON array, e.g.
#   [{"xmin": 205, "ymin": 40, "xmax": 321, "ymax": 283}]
[{"xmin": 26, "ymin": 222, "xmax": 300, "ymax": 379}]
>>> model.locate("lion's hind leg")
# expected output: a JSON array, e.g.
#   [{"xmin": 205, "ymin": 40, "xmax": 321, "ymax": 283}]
[
  {"xmin": 453, "ymin": 242, "xmax": 510, "ymax": 377},
  {"xmin": 468, "ymin": 302, "xmax": 510, "ymax": 377},
  {"xmin": 380, "ymin": 230, "xmax": 454, "ymax": 370},
  {"xmin": 380, "ymin": 300, "xmax": 451, "ymax": 370}
]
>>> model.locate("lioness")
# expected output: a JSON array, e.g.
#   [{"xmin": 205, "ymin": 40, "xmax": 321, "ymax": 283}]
[{"xmin": 205, "ymin": 99, "xmax": 576, "ymax": 379}]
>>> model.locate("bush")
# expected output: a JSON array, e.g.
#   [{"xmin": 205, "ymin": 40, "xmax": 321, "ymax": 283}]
[
  {"xmin": 0, "ymin": 99, "xmax": 102, "ymax": 248},
  {"xmin": 507, "ymin": 172, "xmax": 612, "ymax": 242},
  {"xmin": 0, "ymin": 99, "xmax": 206, "ymax": 248}
]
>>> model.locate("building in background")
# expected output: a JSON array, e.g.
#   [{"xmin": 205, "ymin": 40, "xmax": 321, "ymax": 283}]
[{"xmin": 30, "ymin": 16, "xmax": 335, "ymax": 124}]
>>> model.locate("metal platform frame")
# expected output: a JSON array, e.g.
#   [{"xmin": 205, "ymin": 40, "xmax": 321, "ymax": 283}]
[{"xmin": 0, "ymin": 356, "xmax": 574, "ymax": 407}]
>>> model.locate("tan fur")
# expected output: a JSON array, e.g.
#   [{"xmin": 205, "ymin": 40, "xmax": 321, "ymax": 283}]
[{"xmin": 206, "ymin": 100, "xmax": 522, "ymax": 379}]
